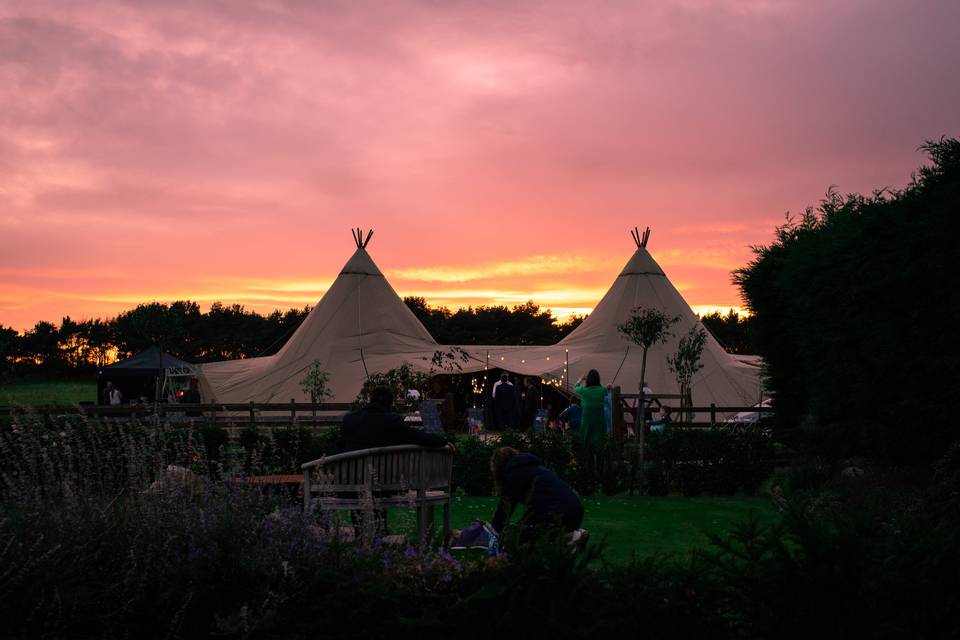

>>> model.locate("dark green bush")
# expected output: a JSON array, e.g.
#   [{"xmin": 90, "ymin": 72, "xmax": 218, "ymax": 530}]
[
  {"xmin": 238, "ymin": 423, "xmax": 273, "ymax": 473},
  {"xmin": 569, "ymin": 436, "xmax": 629, "ymax": 496},
  {"xmin": 197, "ymin": 423, "xmax": 229, "ymax": 472},
  {"xmin": 272, "ymin": 425, "xmax": 320, "ymax": 473},
  {"xmin": 452, "ymin": 435, "xmax": 494, "ymax": 495},
  {"xmin": 645, "ymin": 426, "xmax": 774, "ymax": 496},
  {"xmin": 313, "ymin": 423, "xmax": 343, "ymax": 456},
  {"xmin": 735, "ymin": 138, "xmax": 960, "ymax": 463},
  {"xmin": 452, "ymin": 427, "xmax": 770, "ymax": 498},
  {"xmin": 238, "ymin": 424, "xmax": 340, "ymax": 475}
]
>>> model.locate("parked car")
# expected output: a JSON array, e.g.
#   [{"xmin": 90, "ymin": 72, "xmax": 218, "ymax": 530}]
[{"xmin": 725, "ymin": 399, "xmax": 773, "ymax": 424}]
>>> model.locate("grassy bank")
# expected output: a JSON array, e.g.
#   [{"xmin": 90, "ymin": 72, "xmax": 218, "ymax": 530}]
[{"xmin": 0, "ymin": 380, "xmax": 96, "ymax": 405}]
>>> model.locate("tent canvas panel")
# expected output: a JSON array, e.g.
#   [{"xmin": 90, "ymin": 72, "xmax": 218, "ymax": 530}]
[{"xmin": 199, "ymin": 239, "xmax": 762, "ymax": 414}]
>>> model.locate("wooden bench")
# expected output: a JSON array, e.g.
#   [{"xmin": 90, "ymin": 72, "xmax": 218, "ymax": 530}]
[{"xmin": 301, "ymin": 444, "xmax": 453, "ymax": 546}]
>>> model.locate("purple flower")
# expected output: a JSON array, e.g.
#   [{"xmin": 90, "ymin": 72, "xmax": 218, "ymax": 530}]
[{"xmin": 404, "ymin": 546, "xmax": 417, "ymax": 558}]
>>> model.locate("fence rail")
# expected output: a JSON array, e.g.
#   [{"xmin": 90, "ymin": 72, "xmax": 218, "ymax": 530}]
[{"xmin": 0, "ymin": 401, "xmax": 357, "ymax": 425}]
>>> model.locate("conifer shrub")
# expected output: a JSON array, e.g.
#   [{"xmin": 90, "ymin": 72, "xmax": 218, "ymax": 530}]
[{"xmin": 735, "ymin": 138, "xmax": 960, "ymax": 463}]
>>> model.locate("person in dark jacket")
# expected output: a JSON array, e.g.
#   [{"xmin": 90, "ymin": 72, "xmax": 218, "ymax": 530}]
[
  {"xmin": 341, "ymin": 386, "xmax": 447, "ymax": 452},
  {"xmin": 492, "ymin": 375, "xmax": 520, "ymax": 431},
  {"xmin": 521, "ymin": 377, "xmax": 541, "ymax": 430},
  {"xmin": 489, "ymin": 447, "xmax": 584, "ymax": 537},
  {"xmin": 339, "ymin": 386, "xmax": 448, "ymax": 536}
]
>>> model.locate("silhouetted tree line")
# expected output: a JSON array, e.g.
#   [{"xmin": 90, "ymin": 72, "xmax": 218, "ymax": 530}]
[
  {"xmin": 698, "ymin": 310, "xmax": 756, "ymax": 354},
  {"xmin": 735, "ymin": 137, "xmax": 960, "ymax": 463},
  {"xmin": 0, "ymin": 303, "xmax": 311, "ymax": 378},
  {"xmin": 0, "ymin": 299, "xmax": 595, "ymax": 379},
  {"xmin": 403, "ymin": 297, "xmax": 585, "ymax": 345}
]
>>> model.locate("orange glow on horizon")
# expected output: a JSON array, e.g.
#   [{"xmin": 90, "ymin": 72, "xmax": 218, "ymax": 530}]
[{"xmin": 0, "ymin": 247, "xmax": 752, "ymax": 331}]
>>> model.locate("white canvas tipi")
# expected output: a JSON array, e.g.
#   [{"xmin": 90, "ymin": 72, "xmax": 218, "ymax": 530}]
[
  {"xmin": 198, "ymin": 231, "xmax": 440, "ymax": 403},
  {"xmin": 554, "ymin": 228, "xmax": 761, "ymax": 408},
  {"xmin": 199, "ymin": 228, "xmax": 761, "ymax": 414},
  {"xmin": 452, "ymin": 228, "xmax": 762, "ymax": 413}
]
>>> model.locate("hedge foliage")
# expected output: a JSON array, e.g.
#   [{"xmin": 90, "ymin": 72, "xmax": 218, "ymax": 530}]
[
  {"xmin": 735, "ymin": 138, "xmax": 960, "ymax": 462},
  {"xmin": 451, "ymin": 426, "xmax": 772, "ymax": 497},
  {"xmin": 645, "ymin": 425, "xmax": 775, "ymax": 496},
  {"xmin": 3, "ymin": 416, "xmax": 959, "ymax": 638},
  {"xmin": 1, "ymin": 410, "xmax": 773, "ymax": 496}
]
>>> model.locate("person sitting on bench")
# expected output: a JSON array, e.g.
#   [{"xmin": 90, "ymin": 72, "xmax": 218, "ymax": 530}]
[
  {"xmin": 341, "ymin": 386, "xmax": 448, "ymax": 452},
  {"xmin": 337, "ymin": 385, "xmax": 448, "ymax": 537}
]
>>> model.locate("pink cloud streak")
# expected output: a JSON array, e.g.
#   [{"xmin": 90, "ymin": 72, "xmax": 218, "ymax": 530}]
[{"xmin": 1, "ymin": 0, "xmax": 958, "ymax": 330}]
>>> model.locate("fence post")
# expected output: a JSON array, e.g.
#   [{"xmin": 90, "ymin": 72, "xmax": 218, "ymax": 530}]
[
  {"xmin": 290, "ymin": 398, "xmax": 297, "ymax": 424},
  {"xmin": 249, "ymin": 400, "xmax": 256, "ymax": 426},
  {"xmin": 630, "ymin": 382, "xmax": 647, "ymax": 496},
  {"xmin": 303, "ymin": 467, "xmax": 312, "ymax": 512},
  {"xmin": 610, "ymin": 386, "xmax": 623, "ymax": 442},
  {"xmin": 638, "ymin": 385, "xmax": 646, "ymax": 494},
  {"xmin": 710, "ymin": 402, "xmax": 716, "ymax": 425}
]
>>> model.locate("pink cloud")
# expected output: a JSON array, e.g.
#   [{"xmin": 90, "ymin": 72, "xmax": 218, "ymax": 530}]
[{"xmin": 0, "ymin": 0, "xmax": 958, "ymax": 330}]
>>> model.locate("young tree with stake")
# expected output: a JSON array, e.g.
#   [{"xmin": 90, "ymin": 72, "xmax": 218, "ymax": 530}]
[
  {"xmin": 668, "ymin": 326, "xmax": 707, "ymax": 422},
  {"xmin": 618, "ymin": 307, "xmax": 678, "ymax": 494}
]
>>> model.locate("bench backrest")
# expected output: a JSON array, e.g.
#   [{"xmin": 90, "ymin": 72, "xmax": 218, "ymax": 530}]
[{"xmin": 301, "ymin": 445, "xmax": 453, "ymax": 496}]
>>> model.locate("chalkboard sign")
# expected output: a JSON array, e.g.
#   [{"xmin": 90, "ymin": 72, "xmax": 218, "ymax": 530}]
[{"xmin": 419, "ymin": 400, "xmax": 444, "ymax": 434}]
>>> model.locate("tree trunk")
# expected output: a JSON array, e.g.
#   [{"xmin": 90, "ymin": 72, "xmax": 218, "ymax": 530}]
[
  {"xmin": 640, "ymin": 347, "xmax": 648, "ymax": 398},
  {"xmin": 633, "ymin": 346, "xmax": 649, "ymax": 495},
  {"xmin": 680, "ymin": 382, "xmax": 687, "ymax": 422}
]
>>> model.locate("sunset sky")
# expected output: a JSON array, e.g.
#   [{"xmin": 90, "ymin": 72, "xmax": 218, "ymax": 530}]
[{"xmin": 2, "ymin": 1, "xmax": 958, "ymax": 331}]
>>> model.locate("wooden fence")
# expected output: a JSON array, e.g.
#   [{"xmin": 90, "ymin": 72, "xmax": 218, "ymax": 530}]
[
  {"xmin": 611, "ymin": 390, "xmax": 768, "ymax": 428},
  {"xmin": 1, "ymin": 393, "xmax": 767, "ymax": 431},
  {"xmin": 0, "ymin": 401, "xmax": 357, "ymax": 426}
]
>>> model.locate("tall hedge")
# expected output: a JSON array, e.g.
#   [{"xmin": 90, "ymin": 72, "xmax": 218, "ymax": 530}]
[{"xmin": 735, "ymin": 138, "xmax": 960, "ymax": 462}]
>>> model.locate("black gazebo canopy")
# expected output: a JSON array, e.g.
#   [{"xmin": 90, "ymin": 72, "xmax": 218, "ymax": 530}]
[{"xmin": 98, "ymin": 347, "xmax": 192, "ymax": 404}]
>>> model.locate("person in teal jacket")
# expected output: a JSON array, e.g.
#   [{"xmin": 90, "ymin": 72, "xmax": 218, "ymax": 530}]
[{"xmin": 573, "ymin": 369, "xmax": 606, "ymax": 449}]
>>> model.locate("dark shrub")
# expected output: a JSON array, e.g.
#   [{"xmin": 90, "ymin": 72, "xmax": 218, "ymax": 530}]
[
  {"xmin": 646, "ymin": 426, "xmax": 774, "ymax": 496},
  {"xmin": 4, "ymin": 415, "xmax": 960, "ymax": 638},
  {"xmin": 524, "ymin": 430, "xmax": 574, "ymax": 482},
  {"xmin": 238, "ymin": 423, "xmax": 273, "ymax": 473},
  {"xmin": 452, "ymin": 435, "xmax": 494, "ymax": 495},
  {"xmin": 272, "ymin": 425, "xmax": 326, "ymax": 473},
  {"xmin": 735, "ymin": 138, "xmax": 960, "ymax": 463},
  {"xmin": 197, "ymin": 422, "xmax": 229, "ymax": 473}
]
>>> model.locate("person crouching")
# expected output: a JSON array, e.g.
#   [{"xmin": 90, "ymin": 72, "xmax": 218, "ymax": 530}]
[{"xmin": 489, "ymin": 446, "xmax": 584, "ymax": 544}]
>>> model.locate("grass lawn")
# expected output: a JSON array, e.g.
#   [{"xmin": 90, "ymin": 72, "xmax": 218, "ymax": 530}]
[
  {"xmin": 393, "ymin": 495, "xmax": 778, "ymax": 564},
  {"xmin": 0, "ymin": 380, "xmax": 97, "ymax": 405}
]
